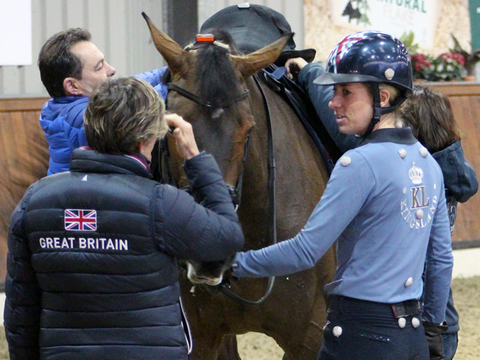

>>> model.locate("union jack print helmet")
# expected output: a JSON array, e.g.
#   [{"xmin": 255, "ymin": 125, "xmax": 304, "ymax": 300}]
[{"xmin": 314, "ymin": 31, "xmax": 413, "ymax": 94}]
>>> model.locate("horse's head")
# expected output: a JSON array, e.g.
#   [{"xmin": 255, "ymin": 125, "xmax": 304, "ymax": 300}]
[
  {"xmin": 142, "ymin": 13, "xmax": 290, "ymax": 285},
  {"xmin": 143, "ymin": 11, "xmax": 290, "ymax": 187}
]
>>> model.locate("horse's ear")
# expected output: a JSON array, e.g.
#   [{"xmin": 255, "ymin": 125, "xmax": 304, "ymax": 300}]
[
  {"xmin": 142, "ymin": 12, "xmax": 186, "ymax": 76},
  {"xmin": 231, "ymin": 33, "xmax": 293, "ymax": 79}
]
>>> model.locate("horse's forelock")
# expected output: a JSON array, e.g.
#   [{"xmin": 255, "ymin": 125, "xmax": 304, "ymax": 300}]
[{"xmin": 195, "ymin": 29, "xmax": 242, "ymax": 110}]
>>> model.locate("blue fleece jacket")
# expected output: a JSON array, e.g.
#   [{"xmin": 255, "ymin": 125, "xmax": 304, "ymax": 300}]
[{"xmin": 39, "ymin": 67, "xmax": 168, "ymax": 175}]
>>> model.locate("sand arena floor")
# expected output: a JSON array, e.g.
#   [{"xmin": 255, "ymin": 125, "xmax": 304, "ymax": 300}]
[{"xmin": 0, "ymin": 276, "xmax": 478, "ymax": 359}]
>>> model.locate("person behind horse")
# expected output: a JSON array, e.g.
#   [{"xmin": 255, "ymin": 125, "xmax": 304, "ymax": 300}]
[
  {"xmin": 400, "ymin": 84, "xmax": 478, "ymax": 360},
  {"xmin": 232, "ymin": 31, "xmax": 453, "ymax": 360},
  {"xmin": 38, "ymin": 28, "xmax": 168, "ymax": 175},
  {"xmin": 4, "ymin": 77, "xmax": 244, "ymax": 360}
]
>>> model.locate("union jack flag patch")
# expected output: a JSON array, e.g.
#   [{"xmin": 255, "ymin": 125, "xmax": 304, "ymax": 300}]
[{"xmin": 64, "ymin": 209, "xmax": 97, "ymax": 231}]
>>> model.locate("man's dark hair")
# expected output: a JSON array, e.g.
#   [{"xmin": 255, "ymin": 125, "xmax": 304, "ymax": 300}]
[{"xmin": 38, "ymin": 28, "xmax": 91, "ymax": 98}]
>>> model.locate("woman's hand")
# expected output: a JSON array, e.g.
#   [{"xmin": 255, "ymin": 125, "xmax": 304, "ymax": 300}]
[
  {"xmin": 165, "ymin": 113, "xmax": 200, "ymax": 160},
  {"xmin": 285, "ymin": 57, "xmax": 308, "ymax": 80}
]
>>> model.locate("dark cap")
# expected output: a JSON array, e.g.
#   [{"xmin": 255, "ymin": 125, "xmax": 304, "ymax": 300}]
[{"xmin": 199, "ymin": 3, "xmax": 316, "ymax": 64}]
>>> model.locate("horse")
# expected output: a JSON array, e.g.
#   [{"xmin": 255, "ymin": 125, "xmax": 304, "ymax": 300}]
[{"xmin": 143, "ymin": 13, "xmax": 337, "ymax": 360}]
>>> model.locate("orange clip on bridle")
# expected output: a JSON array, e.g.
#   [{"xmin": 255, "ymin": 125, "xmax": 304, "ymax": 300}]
[{"xmin": 196, "ymin": 34, "xmax": 215, "ymax": 43}]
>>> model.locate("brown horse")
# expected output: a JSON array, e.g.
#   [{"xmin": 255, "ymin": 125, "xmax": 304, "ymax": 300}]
[{"xmin": 143, "ymin": 13, "xmax": 337, "ymax": 360}]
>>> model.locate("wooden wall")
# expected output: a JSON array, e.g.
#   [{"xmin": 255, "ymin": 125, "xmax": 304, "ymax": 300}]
[
  {"xmin": 0, "ymin": 97, "xmax": 49, "ymax": 282},
  {"xmin": 428, "ymin": 82, "xmax": 480, "ymax": 249}
]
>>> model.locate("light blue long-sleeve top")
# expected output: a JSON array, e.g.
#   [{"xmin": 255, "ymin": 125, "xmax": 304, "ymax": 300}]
[{"xmin": 234, "ymin": 128, "xmax": 453, "ymax": 324}]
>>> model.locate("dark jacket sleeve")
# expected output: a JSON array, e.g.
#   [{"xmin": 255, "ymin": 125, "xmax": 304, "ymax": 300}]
[
  {"xmin": 156, "ymin": 153, "xmax": 244, "ymax": 261},
  {"xmin": 433, "ymin": 140, "xmax": 479, "ymax": 203},
  {"xmin": 4, "ymin": 188, "xmax": 42, "ymax": 360},
  {"xmin": 297, "ymin": 62, "xmax": 361, "ymax": 152}
]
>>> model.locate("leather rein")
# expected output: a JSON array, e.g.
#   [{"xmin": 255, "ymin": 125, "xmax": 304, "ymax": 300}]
[{"xmin": 166, "ymin": 73, "xmax": 277, "ymax": 305}]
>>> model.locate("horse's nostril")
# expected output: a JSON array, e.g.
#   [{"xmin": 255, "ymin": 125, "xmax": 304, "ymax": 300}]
[{"xmin": 188, "ymin": 273, "xmax": 222, "ymax": 286}]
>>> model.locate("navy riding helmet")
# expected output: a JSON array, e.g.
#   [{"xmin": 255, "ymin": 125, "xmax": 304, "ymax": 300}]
[{"xmin": 315, "ymin": 31, "xmax": 413, "ymax": 136}]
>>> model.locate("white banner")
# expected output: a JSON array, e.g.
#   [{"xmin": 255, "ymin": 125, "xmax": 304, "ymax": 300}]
[
  {"xmin": 329, "ymin": 0, "xmax": 443, "ymax": 53},
  {"xmin": 0, "ymin": 0, "xmax": 32, "ymax": 65}
]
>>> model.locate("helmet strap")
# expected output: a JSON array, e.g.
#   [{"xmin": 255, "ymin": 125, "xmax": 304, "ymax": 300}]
[
  {"xmin": 363, "ymin": 84, "xmax": 382, "ymax": 137},
  {"xmin": 362, "ymin": 84, "xmax": 407, "ymax": 138}
]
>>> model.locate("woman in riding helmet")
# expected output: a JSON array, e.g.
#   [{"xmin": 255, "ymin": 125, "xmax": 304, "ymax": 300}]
[{"xmin": 233, "ymin": 31, "xmax": 453, "ymax": 360}]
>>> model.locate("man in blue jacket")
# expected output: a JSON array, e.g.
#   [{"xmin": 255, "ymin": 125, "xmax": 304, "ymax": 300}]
[{"xmin": 38, "ymin": 28, "xmax": 168, "ymax": 175}]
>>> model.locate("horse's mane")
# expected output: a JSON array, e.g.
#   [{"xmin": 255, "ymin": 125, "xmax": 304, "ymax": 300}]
[{"xmin": 194, "ymin": 29, "xmax": 242, "ymax": 109}]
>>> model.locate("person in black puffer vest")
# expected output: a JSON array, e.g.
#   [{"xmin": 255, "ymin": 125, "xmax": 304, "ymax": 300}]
[{"xmin": 4, "ymin": 77, "xmax": 244, "ymax": 360}]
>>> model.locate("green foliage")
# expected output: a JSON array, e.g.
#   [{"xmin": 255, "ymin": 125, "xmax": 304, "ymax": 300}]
[
  {"xmin": 400, "ymin": 31, "xmax": 419, "ymax": 55},
  {"xmin": 449, "ymin": 34, "xmax": 480, "ymax": 76}
]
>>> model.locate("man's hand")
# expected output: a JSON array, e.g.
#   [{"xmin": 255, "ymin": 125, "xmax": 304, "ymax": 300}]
[{"xmin": 165, "ymin": 113, "xmax": 200, "ymax": 160}]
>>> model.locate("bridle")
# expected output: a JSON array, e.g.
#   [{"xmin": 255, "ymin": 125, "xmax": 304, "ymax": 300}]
[
  {"xmin": 219, "ymin": 73, "xmax": 277, "ymax": 305},
  {"xmin": 163, "ymin": 72, "xmax": 278, "ymax": 305},
  {"xmin": 168, "ymin": 83, "xmax": 249, "ymax": 110},
  {"xmin": 167, "ymin": 81, "xmax": 251, "ymax": 210}
]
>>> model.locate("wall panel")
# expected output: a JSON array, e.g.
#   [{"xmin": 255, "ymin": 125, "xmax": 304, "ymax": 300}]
[
  {"xmin": 65, "ymin": 0, "xmax": 85, "ymax": 29},
  {"xmin": 0, "ymin": 1, "xmax": 304, "ymax": 98},
  {"xmin": 0, "ymin": 0, "xmax": 166, "ymax": 98},
  {"xmin": 24, "ymin": 0, "xmax": 45, "ymax": 95},
  {"xmin": 0, "ymin": 97, "xmax": 49, "ymax": 281}
]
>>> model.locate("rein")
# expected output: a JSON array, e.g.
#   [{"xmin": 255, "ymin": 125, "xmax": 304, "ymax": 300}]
[{"xmin": 218, "ymin": 73, "xmax": 277, "ymax": 305}]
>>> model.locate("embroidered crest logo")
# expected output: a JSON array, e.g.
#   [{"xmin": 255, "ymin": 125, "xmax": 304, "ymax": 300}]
[
  {"xmin": 409, "ymin": 161, "xmax": 424, "ymax": 185},
  {"xmin": 401, "ymin": 161, "xmax": 436, "ymax": 229},
  {"xmin": 64, "ymin": 209, "xmax": 97, "ymax": 231}
]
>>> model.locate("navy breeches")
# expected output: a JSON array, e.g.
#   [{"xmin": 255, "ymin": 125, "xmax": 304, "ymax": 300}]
[{"xmin": 317, "ymin": 295, "xmax": 429, "ymax": 360}]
